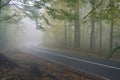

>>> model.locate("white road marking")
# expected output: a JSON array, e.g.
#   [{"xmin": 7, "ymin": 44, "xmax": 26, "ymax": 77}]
[{"xmin": 27, "ymin": 46, "xmax": 120, "ymax": 70}]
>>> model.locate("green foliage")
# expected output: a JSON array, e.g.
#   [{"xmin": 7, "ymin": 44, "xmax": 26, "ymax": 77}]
[
  {"xmin": 60, "ymin": 0, "xmax": 79, "ymax": 7},
  {"xmin": 100, "ymin": 3, "xmax": 120, "ymax": 21},
  {"xmin": 46, "ymin": 7, "xmax": 76, "ymax": 21},
  {"xmin": 107, "ymin": 44, "xmax": 120, "ymax": 59}
]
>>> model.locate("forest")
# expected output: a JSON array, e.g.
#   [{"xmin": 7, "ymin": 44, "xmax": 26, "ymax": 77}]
[
  {"xmin": 0, "ymin": 0, "xmax": 120, "ymax": 57},
  {"xmin": 0, "ymin": 0, "xmax": 120, "ymax": 80}
]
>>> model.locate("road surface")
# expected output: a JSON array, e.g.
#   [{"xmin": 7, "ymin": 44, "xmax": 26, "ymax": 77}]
[{"xmin": 24, "ymin": 46, "xmax": 120, "ymax": 80}]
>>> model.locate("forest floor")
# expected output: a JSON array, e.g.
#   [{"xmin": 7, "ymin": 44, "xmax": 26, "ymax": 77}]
[{"xmin": 0, "ymin": 49, "xmax": 105, "ymax": 80}]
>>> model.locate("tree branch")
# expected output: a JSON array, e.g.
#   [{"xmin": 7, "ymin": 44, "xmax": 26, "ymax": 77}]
[
  {"xmin": 82, "ymin": 0, "xmax": 103, "ymax": 20},
  {"xmin": 0, "ymin": 14, "xmax": 16, "ymax": 22},
  {"xmin": 0, "ymin": 0, "xmax": 11, "ymax": 8}
]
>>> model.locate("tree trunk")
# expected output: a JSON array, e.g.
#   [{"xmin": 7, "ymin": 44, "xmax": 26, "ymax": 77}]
[
  {"xmin": 3, "ymin": 22, "xmax": 7, "ymax": 48},
  {"xmin": 0, "ymin": 26, "xmax": 2, "ymax": 48},
  {"xmin": 109, "ymin": 0, "xmax": 114, "ymax": 53},
  {"xmin": 68, "ymin": 26, "xmax": 72, "ymax": 48},
  {"xmin": 0, "ymin": 0, "xmax": 1, "ymax": 13},
  {"xmin": 99, "ymin": 18, "xmax": 102, "ymax": 52},
  {"xmin": 109, "ymin": 20, "xmax": 114, "ymax": 53},
  {"xmin": 90, "ymin": 1, "xmax": 95, "ymax": 51},
  {"xmin": 64, "ymin": 20, "xmax": 68, "ymax": 47},
  {"xmin": 0, "ymin": 0, "xmax": 2, "ymax": 48},
  {"xmin": 74, "ymin": 1, "xmax": 80, "ymax": 48}
]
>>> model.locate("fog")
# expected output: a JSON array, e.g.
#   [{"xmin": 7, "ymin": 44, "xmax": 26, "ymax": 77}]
[
  {"xmin": 0, "ymin": 0, "xmax": 120, "ymax": 55},
  {"xmin": 0, "ymin": 15, "xmax": 120, "ymax": 54},
  {"xmin": 0, "ymin": 18, "xmax": 43, "ymax": 49},
  {"xmin": 21, "ymin": 18, "xmax": 43, "ymax": 47}
]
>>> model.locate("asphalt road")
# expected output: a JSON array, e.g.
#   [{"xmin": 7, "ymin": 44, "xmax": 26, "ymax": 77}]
[{"xmin": 24, "ymin": 46, "xmax": 120, "ymax": 80}]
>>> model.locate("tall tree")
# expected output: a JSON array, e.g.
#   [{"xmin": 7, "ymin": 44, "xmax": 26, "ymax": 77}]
[
  {"xmin": 89, "ymin": 0, "xmax": 96, "ymax": 50},
  {"xmin": 99, "ymin": 17, "xmax": 103, "ymax": 52},
  {"xmin": 74, "ymin": 0, "xmax": 80, "ymax": 48},
  {"xmin": 64, "ymin": 20, "xmax": 68, "ymax": 47},
  {"xmin": 109, "ymin": 0, "xmax": 114, "ymax": 54},
  {"xmin": 99, "ymin": 2, "xmax": 104, "ymax": 52},
  {"xmin": 45, "ymin": 0, "xmax": 81, "ymax": 48}
]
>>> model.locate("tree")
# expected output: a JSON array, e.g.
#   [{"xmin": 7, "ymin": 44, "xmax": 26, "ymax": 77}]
[
  {"xmin": 99, "ymin": 16, "xmax": 103, "ymax": 52},
  {"xmin": 0, "ymin": 0, "xmax": 11, "ymax": 12},
  {"xmin": 74, "ymin": 0, "xmax": 80, "ymax": 48},
  {"xmin": 47, "ymin": 0, "xmax": 81, "ymax": 48},
  {"xmin": 109, "ymin": 0, "xmax": 114, "ymax": 54},
  {"xmin": 0, "ymin": 0, "xmax": 23, "ymax": 49},
  {"xmin": 64, "ymin": 20, "xmax": 68, "ymax": 47},
  {"xmin": 89, "ymin": 0, "xmax": 96, "ymax": 50}
]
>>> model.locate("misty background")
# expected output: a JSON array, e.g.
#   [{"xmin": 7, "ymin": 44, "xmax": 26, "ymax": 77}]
[{"xmin": 0, "ymin": 0, "xmax": 120, "ymax": 55}]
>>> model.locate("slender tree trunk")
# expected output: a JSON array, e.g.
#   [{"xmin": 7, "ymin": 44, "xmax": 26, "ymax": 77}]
[
  {"xmin": 74, "ymin": 1, "xmax": 80, "ymax": 48},
  {"xmin": 0, "ymin": 0, "xmax": 2, "ymax": 49},
  {"xmin": 82, "ymin": 23, "xmax": 85, "ymax": 48},
  {"xmin": 109, "ymin": 20, "xmax": 114, "ymax": 53},
  {"xmin": 0, "ymin": 26, "xmax": 2, "ymax": 48},
  {"xmin": 99, "ymin": 18, "xmax": 102, "ymax": 52},
  {"xmin": 74, "ymin": 17, "xmax": 80, "ymax": 48},
  {"xmin": 0, "ymin": 26, "xmax": 4, "ymax": 48},
  {"xmin": 0, "ymin": 0, "xmax": 1, "ymax": 13},
  {"xmin": 90, "ymin": 17, "xmax": 95, "ymax": 50},
  {"xmin": 68, "ymin": 26, "xmax": 72, "ymax": 48},
  {"xmin": 99, "ymin": 3, "xmax": 103, "ymax": 52},
  {"xmin": 3, "ymin": 22, "xmax": 7, "ymax": 48},
  {"xmin": 90, "ymin": 1, "xmax": 95, "ymax": 50},
  {"xmin": 64, "ymin": 20, "xmax": 68, "ymax": 47},
  {"xmin": 109, "ymin": 0, "xmax": 114, "ymax": 53}
]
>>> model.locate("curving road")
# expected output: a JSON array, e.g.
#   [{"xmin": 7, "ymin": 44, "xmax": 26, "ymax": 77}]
[{"xmin": 24, "ymin": 46, "xmax": 120, "ymax": 80}]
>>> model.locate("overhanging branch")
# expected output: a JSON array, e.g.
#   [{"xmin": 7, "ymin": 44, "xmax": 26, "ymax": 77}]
[
  {"xmin": 0, "ymin": 14, "xmax": 16, "ymax": 22},
  {"xmin": 82, "ymin": 0, "xmax": 103, "ymax": 20},
  {"xmin": 0, "ymin": 0, "xmax": 11, "ymax": 8}
]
